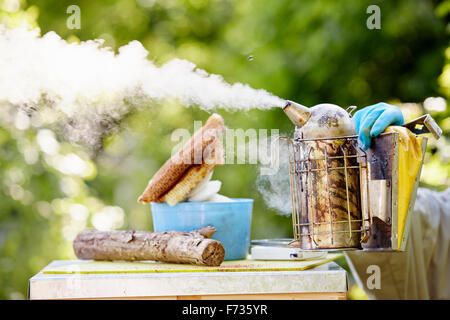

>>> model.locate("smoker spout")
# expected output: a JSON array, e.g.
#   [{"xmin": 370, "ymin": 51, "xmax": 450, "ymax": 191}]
[{"xmin": 283, "ymin": 100, "xmax": 311, "ymax": 128}]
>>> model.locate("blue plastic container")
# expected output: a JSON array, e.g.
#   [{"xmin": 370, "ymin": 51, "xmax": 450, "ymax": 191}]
[{"xmin": 151, "ymin": 199, "xmax": 253, "ymax": 260}]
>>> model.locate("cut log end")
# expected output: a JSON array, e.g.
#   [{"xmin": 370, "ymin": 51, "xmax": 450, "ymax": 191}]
[{"xmin": 201, "ymin": 241, "xmax": 226, "ymax": 266}]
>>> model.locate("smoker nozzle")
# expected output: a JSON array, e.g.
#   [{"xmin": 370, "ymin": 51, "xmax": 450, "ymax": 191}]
[{"xmin": 283, "ymin": 100, "xmax": 311, "ymax": 128}]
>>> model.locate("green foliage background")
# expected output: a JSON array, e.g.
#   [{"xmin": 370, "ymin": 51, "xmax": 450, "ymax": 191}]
[{"xmin": 0, "ymin": 0, "xmax": 449, "ymax": 299}]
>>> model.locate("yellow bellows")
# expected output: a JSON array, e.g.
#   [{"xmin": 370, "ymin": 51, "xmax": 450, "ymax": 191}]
[{"xmin": 384, "ymin": 126, "xmax": 423, "ymax": 248}]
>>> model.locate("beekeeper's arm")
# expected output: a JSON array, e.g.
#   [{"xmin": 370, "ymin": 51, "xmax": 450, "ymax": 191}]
[{"xmin": 345, "ymin": 103, "xmax": 450, "ymax": 299}]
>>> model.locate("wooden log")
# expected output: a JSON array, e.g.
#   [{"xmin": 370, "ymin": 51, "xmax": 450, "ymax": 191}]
[{"xmin": 73, "ymin": 226, "xmax": 225, "ymax": 266}]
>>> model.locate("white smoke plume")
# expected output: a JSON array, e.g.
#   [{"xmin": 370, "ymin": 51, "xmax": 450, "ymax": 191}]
[
  {"xmin": 256, "ymin": 134, "xmax": 292, "ymax": 215},
  {"xmin": 0, "ymin": 26, "xmax": 291, "ymax": 212},
  {"xmin": 0, "ymin": 26, "xmax": 285, "ymax": 150}
]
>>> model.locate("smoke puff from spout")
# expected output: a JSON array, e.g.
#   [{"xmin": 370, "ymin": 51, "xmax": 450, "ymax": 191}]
[{"xmin": 0, "ymin": 26, "xmax": 285, "ymax": 150}]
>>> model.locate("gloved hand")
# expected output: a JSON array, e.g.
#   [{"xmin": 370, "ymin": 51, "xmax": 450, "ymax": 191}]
[{"xmin": 353, "ymin": 102, "xmax": 404, "ymax": 150}]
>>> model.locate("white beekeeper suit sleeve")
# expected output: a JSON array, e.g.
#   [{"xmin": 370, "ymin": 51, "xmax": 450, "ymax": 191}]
[{"xmin": 344, "ymin": 187, "xmax": 450, "ymax": 299}]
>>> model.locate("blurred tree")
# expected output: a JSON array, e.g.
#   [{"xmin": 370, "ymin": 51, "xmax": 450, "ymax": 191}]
[{"xmin": 0, "ymin": 0, "xmax": 448, "ymax": 299}]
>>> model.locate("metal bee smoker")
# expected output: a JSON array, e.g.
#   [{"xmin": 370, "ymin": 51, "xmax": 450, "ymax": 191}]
[
  {"xmin": 281, "ymin": 132, "xmax": 369, "ymax": 250},
  {"xmin": 281, "ymin": 101, "xmax": 442, "ymax": 251}
]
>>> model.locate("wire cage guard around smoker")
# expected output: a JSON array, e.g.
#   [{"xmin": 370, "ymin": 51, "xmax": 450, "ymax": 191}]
[{"xmin": 280, "ymin": 135, "xmax": 372, "ymax": 250}]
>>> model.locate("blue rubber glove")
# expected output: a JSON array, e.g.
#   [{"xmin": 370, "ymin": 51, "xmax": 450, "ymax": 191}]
[{"xmin": 353, "ymin": 102, "xmax": 404, "ymax": 150}]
